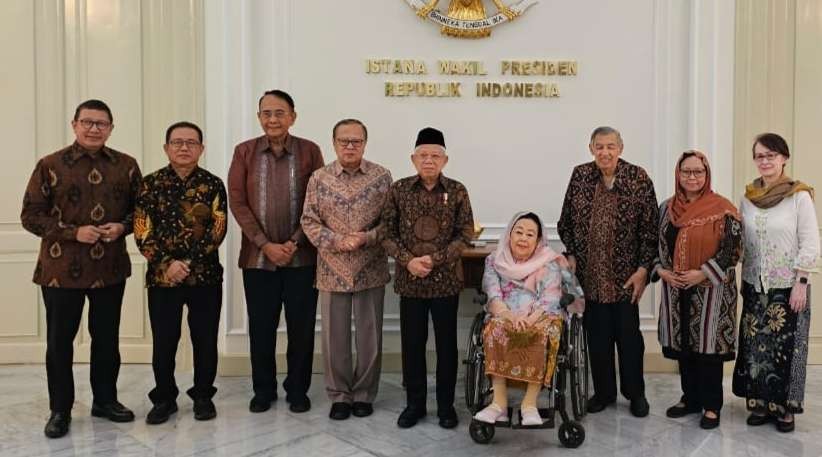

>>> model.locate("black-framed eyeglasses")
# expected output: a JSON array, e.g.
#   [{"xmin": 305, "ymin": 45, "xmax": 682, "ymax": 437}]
[
  {"xmin": 679, "ymin": 168, "xmax": 706, "ymax": 178},
  {"xmin": 335, "ymin": 138, "xmax": 365, "ymax": 148},
  {"xmin": 77, "ymin": 119, "xmax": 112, "ymax": 130},
  {"xmin": 168, "ymin": 139, "xmax": 202, "ymax": 149}
]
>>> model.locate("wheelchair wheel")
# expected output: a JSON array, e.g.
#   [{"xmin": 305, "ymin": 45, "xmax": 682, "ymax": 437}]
[
  {"xmin": 469, "ymin": 420, "xmax": 495, "ymax": 444},
  {"xmin": 569, "ymin": 315, "xmax": 589, "ymax": 420},
  {"xmin": 558, "ymin": 420, "xmax": 585, "ymax": 448},
  {"xmin": 464, "ymin": 312, "xmax": 490, "ymax": 412}
]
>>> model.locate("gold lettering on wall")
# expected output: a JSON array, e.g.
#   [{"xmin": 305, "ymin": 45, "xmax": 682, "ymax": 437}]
[{"xmin": 367, "ymin": 58, "xmax": 576, "ymax": 100}]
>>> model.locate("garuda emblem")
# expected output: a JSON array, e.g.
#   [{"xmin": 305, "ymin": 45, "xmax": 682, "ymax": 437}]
[{"xmin": 404, "ymin": 0, "xmax": 538, "ymax": 38}]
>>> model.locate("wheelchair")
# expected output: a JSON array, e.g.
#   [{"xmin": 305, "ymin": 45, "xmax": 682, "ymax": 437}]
[{"xmin": 463, "ymin": 293, "xmax": 589, "ymax": 448}]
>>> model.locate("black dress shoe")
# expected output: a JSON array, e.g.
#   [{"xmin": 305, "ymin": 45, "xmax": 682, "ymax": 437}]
[
  {"xmin": 699, "ymin": 411, "xmax": 720, "ymax": 429},
  {"xmin": 146, "ymin": 401, "xmax": 178, "ymax": 425},
  {"xmin": 397, "ymin": 406, "xmax": 427, "ymax": 428},
  {"xmin": 666, "ymin": 402, "xmax": 701, "ymax": 418},
  {"xmin": 91, "ymin": 401, "xmax": 135, "ymax": 423},
  {"xmin": 44, "ymin": 412, "xmax": 71, "ymax": 438},
  {"xmin": 249, "ymin": 396, "xmax": 272, "ymax": 413},
  {"xmin": 193, "ymin": 399, "xmax": 217, "ymax": 421},
  {"xmin": 438, "ymin": 406, "xmax": 458, "ymax": 429},
  {"xmin": 288, "ymin": 396, "xmax": 311, "ymax": 413},
  {"xmin": 352, "ymin": 402, "xmax": 374, "ymax": 418},
  {"xmin": 329, "ymin": 402, "xmax": 352, "ymax": 420},
  {"xmin": 586, "ymin": 395, "xmax": 615, "ymax": 414},
  {"xmin": 630, "ymin": 397, "xmax": 650, "ymax": 418},
  {"xmin": 746, "ymin": 412, "xmax": 770, "ymax": 426},
  {"xmin": 776, "ymin": 417, "xmax": 795, "ymax": 433}
]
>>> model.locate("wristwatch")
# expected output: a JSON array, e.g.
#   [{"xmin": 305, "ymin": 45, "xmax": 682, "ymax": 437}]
[{"xmin": 798, "ymin": 277, "xmax": 808, "ymax": 284}]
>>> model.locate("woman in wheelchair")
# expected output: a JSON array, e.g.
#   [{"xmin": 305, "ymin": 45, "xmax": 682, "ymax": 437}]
[{"xmin": 474, "ymin": 211, "xmax": 584, "ymax": 426}]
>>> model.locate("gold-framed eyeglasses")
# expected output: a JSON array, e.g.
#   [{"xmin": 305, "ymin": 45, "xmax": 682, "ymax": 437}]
[
  {"xmin": 168, "ymin": 139, "xmax": 202, "ymax": 149},
  {"xmin": 679, "ymin": 168, "xmax": 706, "ymax": 178},
  {"xmin": 77, "ymin": 119, "xmax": 112, "ymax": 130},
  {"xmin": 259, "ymin": 110, "xmax": 291, "ymax": 120},
  {"xmin": 335, "ymin": 138, "xmax": 365, "ymax": 148}
]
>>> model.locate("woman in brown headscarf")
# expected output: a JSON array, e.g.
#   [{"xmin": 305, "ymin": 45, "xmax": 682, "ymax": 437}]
[
  {"xmin": 733, "ymin": 133, "xmax": 819, "ymax": 433},
  {"xmin": 652, "ymin": 150, "xmax": 742, "ymax": 429}
]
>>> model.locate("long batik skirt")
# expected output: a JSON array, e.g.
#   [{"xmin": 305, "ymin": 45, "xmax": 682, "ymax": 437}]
[
  {"xmin": 483, "ymin": 314, "xmax": 563, "ymax": 387},
  {"xmin": 732, "ymin": 282, "xmax": 811, "ymax": 415}
]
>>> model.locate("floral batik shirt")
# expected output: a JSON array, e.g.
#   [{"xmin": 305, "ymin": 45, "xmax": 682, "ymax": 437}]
[{"xmin": 134, "ymin": 165, "xmax": 227, "ymax": 287}]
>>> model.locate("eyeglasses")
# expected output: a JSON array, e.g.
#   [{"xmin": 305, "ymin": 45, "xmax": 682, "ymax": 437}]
[
  {"xmin": 168, "ymin": 139, "xmax": 202, "ymax": 149},
  {"xmin": 77, "ymin": 119, "xmax": 112, "ymax": 130},
  {"xmin": 414, "ymin": 152, "xmax": 445, "ymax": 162},
  {"xmin": 259, "ymin": 110, "xmax": 291, "ymax": 120},
  {"xmin": 335, "ymin": 138, "xmax": 365, "ymax": 148},
  {"xmin": 753, "ymin": 152, "xmax": 781, "ymax": 162},
  {"xmin": 679, "ymin": 168, "xmax": 706, "ymax": 178}
]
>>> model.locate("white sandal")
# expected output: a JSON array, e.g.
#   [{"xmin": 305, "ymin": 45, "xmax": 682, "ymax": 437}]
[
  {"xmin": 520, "ymin": 406, "xmax": 543, "ymax": 426},
  {"xmin": 474, "ymin": 403, "xmax": 508, "ymax": 424}
]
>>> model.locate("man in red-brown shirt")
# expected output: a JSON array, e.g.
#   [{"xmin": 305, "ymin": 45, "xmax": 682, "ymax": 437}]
[{"xmin": 228, "ymin": 90, "xmax": 324, "ymax": 414}]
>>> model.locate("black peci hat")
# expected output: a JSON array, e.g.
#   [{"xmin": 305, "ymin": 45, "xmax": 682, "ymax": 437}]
[{"xmin": 415, "ymin": 127, "xmax": 446, "ymax": 149}]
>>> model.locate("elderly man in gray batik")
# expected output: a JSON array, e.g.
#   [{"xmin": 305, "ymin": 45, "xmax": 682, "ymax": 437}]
[{"xmin": 302, "ymin": 118, "xmax": 393, "ymax": 421}]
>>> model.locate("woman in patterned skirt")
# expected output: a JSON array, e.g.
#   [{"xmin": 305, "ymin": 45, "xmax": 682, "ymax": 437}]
[
  {"xmin": 733, "ymin": 133, "xmax": 819, "ymax": 433},
  {"xmin": 653, "ymin": 150, "xmax": 742, "ymax": 429},
  {"xmin": 473, "ymin": 211, "xmax": 584, "ymax": 426}
]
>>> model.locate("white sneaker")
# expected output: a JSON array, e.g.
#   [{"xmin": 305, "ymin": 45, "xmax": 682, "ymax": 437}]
[
  {"xmin": 521, "ymin": 406, "xmax": 543, "ymax": 426},
  {"xmin": 474, "ymin": 403, "xmax": 508, "ymax": 424}
]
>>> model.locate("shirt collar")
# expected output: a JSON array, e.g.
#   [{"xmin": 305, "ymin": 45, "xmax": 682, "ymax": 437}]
[
  {"xmin": 164, "ymin": 164, "xmax": 201, "ymax": 182},
  {"xmin": 69, "ymin": 142, "xmax": 115, "ymax": 161},
  {"xmin": 333, "ymin": 159, "xmax": 370, "ymax": 177},
  {"xmin": 592, "ymin": 158, "xmax": 627, "ymax": 187},
  {"xmin": 411, "ymin": 173, "xmax": 447, "ymax": 191},
  {"xmin": 256, "ymin": 134, "xmax": 295, "ymax": 158}
]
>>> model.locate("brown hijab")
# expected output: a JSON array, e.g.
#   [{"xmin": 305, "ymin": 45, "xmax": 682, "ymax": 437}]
[{"xmin": 668, "ymin": 151, "xmax": 740, "ymax": 272}]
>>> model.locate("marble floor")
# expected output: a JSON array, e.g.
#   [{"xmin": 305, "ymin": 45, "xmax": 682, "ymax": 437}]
[{"xmin": 2, "ymin": 365, "xmax": 822, "ymax": 457}]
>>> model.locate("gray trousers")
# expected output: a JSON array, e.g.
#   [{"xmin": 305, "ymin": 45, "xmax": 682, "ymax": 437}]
[{"xmin": 320, "ymin": 286, "xmax": 385, "ymax": 403}]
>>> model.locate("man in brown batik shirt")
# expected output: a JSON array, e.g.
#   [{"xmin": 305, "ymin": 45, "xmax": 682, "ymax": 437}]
[
  {"xmin": 382, "ymin": 127, "xmax": 474, "ymax": 430},
  {"xmin": 228, "ymin": 90, "xmax": 324, "ymax": 414},
  {"xmin": 21, "ymin": 99, "xmax": 142, "ymax": 438},
  {"xmin": 558, "ymin": 126, "xmax": 659, "ymax": 418}
]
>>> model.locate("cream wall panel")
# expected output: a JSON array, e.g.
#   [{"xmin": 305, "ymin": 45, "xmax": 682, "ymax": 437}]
[
  {"xmin": 0, "ymin": 0, "xmax": 37, "ymax": 225},
  {"xmin": 735, "ymin": 0, "xmax": 822, "ymax": 363},
  {"xmin": 794, "ymin": 0, "xmax": 822, "ymax": 362},
  {"xmin": 0, "ymin": 0, "xmax": 205, "ymax": 364},
  {"xmin": 0, "ymin": 261, "xmax": 40, "ymax": 337}
]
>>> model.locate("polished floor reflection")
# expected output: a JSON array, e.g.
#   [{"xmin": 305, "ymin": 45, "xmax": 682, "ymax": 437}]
[{"xmin": 2, "ymin": 364, "xmax": 821, "ymax": 456}]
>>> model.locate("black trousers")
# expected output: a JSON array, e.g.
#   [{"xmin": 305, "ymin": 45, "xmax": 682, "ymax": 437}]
[
  {"xmin": 41, "ymin": 282, "xmax": 126, "ymax": 413},
  {"xmin": 242, "ymin": 267, "xmax": 318, "ymax": 401},
  {"xmin": 147, "ymin": 285, "xmax": 222, "ymax": 404},
  {"xmin": 399, "ymin": 295, "xmax": 459, "ymax": 412},
  {"xmin": 679, "ymin": 358, "xmax": 724, "ymax": 412},
  {"xmin": 584, "ymin": 299, "xmax": 646, "ymax": 402}
]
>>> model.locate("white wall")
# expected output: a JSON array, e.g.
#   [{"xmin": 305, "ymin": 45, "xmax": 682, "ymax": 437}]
[{"xmin": 204, "ymin": 0, "xmax": 735, "ymax": 372}]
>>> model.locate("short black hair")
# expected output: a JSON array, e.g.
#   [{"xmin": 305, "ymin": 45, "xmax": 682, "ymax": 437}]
[
  {"xmin": 753, "ymin": 132, "xmax": 790, "ymax": 159},
  {"xmin": 513, "ymin": 212, "xmax": 544, "ymax": 239},
  {"xmin": 258, "ymin": 89, "xmax": 295, "ymax": 111},
  {"xmin": 74, "ymin": 99, "xmax": 113, "ymax": 123},
  {"xmin": 165, "ymin": 121, "xmax": 203, "ymax": 144},
  {"xmin": 332, "ymin": 118, "xmax": 368, "ymax": 141}
]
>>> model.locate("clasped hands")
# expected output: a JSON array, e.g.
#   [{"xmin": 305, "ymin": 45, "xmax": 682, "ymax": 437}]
[
  {"xmin": 498, "ymin": 309, "xmax": 543, "ymax": 332},
  {"xmin": 76, "ymin": 223, "xmax": 125, "ymax": 244},
  {"xmin": 407, "ymin": 255, "xmax": 433, "ymax": 278},
  {"xmin": 658, "ymin": 268, "xmax": 707, "ymax": 290}
]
